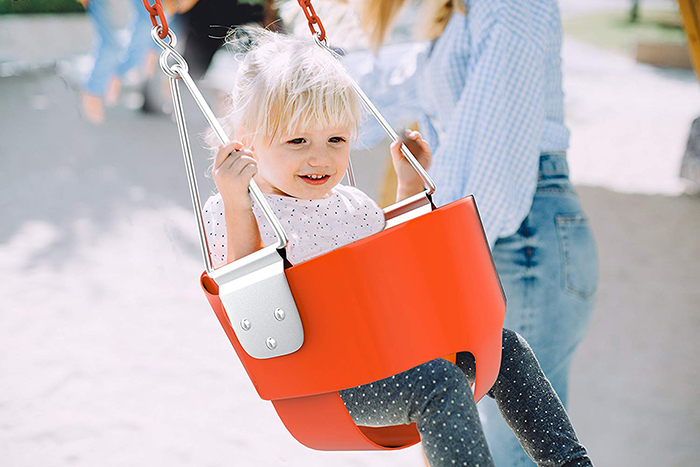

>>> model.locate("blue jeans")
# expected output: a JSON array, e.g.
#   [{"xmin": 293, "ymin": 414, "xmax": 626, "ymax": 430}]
[
  {"xmin": 85, "ymin": 0, "xmax": 157, "ymax": 96},
  {"xmin": 480, "ymin": 153, "xmax": 598, "ymax": 467}
]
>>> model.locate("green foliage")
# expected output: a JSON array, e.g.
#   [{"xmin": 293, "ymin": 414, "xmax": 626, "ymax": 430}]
[
  {"xmin": 0, "ymin": 0, "xmax": 85, "ymax": 15},
  {"xmin": 564, "ymin": 9, "xmax": 687, "ymax": 55}
]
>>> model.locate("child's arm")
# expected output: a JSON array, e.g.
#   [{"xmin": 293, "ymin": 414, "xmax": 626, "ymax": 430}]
[
  {"xmin": 390, "ymin": 130, "xmax": 433, "ymax": 203},
  {"xmin": 212, "ymin": 141, "xmax": 263, "ymax": 263}
]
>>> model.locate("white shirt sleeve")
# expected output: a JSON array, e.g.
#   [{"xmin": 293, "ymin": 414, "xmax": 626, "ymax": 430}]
[{"xmin": 202, "ymin": 194, "xmax": 228, "ymax": 269}]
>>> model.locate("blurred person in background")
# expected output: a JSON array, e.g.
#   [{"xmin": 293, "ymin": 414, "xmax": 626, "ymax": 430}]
[
  {"xmin": 78, "ymin": 0, "xmax": 159, "ymax": 124},
  {"xmin": 141, "ymin": 0, "xmax": 280, "ymax": 113},
  {"xmin": 173, "ymin": 0, "xmax": 279, "ymax": 80},
  {"xmin": 680, "ymin": 117, "xmax": 700, "ymax": 190},
  {"xmin": 353, "ymin": 1, "xmax": 598, "ymax": 466}
]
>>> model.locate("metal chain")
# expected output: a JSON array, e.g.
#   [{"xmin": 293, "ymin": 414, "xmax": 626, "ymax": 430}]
[
  {"xmin": 150, "ymin": 26, "xmax": 188, "ymax": 78},
  {"xmin": 297, "ymin": 0, "xmax": 327, "ymax": 42},
  {"xmin": 144, "ymin": 0, "xmax": 325, "ymax": 45},
  {"xmin": 142, "ymin": 0, "xmax": 169, "ymax": 39}
]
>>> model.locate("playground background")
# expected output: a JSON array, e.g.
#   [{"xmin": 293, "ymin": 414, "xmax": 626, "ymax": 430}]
[{"xmin": 1, "ymin": 1, "xmax": 699, "ymax": 466}]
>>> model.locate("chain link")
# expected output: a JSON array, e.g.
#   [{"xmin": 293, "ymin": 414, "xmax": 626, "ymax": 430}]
[
  {"xmin": 142, "ymin": 0, "xmax": 169, "ymax": 39},
  {"xmin": 150, "ymin": 26, "xmax": 188, "ymax": 78},
  {"xmin": 145, "ymin": 0, "xmax": 323, "ymax": 42},
  {"xmin": 296, "ymin": 0, "xmax": 326, "ymax": 42}
]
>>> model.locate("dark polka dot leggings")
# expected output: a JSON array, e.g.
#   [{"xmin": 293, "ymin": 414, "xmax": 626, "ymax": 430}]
[{"xmin": 339, "ymin": 329, "xmax": 593, "ymax": 467}]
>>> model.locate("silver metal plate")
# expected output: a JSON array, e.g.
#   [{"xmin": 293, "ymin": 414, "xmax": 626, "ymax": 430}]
[{"xmin": 211, "ymin": 246, "xmax": 304, "ymax": 359}]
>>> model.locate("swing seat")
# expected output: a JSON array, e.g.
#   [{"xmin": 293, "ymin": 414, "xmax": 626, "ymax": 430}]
[{"xmin": 200, "ymin": 195, "xmax": 506, "ymax": 451}]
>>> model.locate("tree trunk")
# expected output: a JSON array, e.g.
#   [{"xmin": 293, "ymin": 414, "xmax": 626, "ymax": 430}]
[{"xmin": 630, "ymin": 0, "xmax": 640, "ymax": 23}]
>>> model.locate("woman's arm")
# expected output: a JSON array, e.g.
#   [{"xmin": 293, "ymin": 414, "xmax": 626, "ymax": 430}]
[{"xmin": 429, "ymin": 22, "xmax": 546, "ymax": 248}]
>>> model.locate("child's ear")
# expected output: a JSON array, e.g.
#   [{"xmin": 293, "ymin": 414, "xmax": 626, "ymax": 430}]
[{"xmin": 238, "ymin": 129, "xmax": 256, "ymax": 154}]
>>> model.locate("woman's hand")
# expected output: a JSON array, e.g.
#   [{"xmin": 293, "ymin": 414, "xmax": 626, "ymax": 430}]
[
  {"xmin": 212, "ymin": 141, "xmax": 258, "ymax": 211},
  {"xmin": 390, "ymin": 130, "xmax": 432, "ymax": 200}
]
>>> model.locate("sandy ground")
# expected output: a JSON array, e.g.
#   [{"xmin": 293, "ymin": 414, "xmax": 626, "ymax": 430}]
[{"xmin": 1, "ymin": 3, "xmax": 700, "ymax": 467}]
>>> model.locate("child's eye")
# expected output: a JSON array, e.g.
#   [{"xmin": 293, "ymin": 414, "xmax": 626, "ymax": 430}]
[
  {"xmin": 329, "ymin": 136, "xmax": 347, "ymax": 144},
  {"xmin": 287, "ymin": 138, "xmax": 306, "ymax": 145}
]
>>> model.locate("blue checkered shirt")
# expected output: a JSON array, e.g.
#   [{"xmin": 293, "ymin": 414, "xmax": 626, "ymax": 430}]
[{"xmin": 351, "ymin": 0, "xmax": 569, "ymax": 248}]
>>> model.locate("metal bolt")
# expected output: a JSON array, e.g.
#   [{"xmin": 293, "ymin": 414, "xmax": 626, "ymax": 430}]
[
  {"xmin": 266, "ymin": 337, "xmax": 277, "ymax": 350},
  {"xmin": 274, "ymin": 307, "xmax": 286, "ymax": 321},
  {"xmin": 240, "ymin": 318, "xmax": 251, "ymax": 331}
]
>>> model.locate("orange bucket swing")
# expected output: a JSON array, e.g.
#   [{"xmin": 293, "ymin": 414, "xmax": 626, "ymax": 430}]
[
  {"xmin": 201, "ymin": 195, "xmax": 506, "ymax": 450},
  {"xmin": 144, "ymin": 0, "xmax": 506, "ymax": 452}
]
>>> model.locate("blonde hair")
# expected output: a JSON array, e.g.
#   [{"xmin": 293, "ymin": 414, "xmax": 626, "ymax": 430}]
[
  {"xmin": 214, "ymin": 28, "xmax": 363, "ymax": 149},
  {"xmin": 357, "ymin": 0, "xmax": 467, "ymax": 51}
]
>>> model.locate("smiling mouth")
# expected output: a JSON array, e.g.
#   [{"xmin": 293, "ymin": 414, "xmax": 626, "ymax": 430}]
[{"xmin": 300, "ymin": 174, "xmax": 330, "ymax": 185}]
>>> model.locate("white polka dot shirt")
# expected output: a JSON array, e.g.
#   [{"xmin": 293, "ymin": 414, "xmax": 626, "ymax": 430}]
[{"xmin": 202, "ymin": 184, "xmax": 386, "ymax": 268}]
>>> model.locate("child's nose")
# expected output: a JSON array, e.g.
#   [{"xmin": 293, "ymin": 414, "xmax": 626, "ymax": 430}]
[{"xmin": 307, "ymin": 148, "xmax": 332, "ymax": 166}]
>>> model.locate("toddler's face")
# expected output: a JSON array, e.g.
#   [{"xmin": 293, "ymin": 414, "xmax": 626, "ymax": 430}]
[{"xmin": 251, "ymin": 125, "xmax": 352, "ymax": 199}]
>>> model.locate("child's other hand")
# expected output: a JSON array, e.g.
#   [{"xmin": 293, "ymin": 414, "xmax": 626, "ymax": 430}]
[
  {"xmin": 213, "ymin": 141, "xmax": 258, "ymax": 211},
  {"xmin": 390, "ymin": 130, "xmax": 432, "ymax": 195}
]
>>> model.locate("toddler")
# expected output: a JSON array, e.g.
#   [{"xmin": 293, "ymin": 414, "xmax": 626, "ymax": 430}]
[{"xmin": 202, "ymin": 29, "xmax": 592, "ymax": 467}]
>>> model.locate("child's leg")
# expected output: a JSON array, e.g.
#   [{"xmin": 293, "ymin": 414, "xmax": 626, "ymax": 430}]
[
  {"xmin": 456, "ymin": 329, "xmax": 593, "ymax": 467},
  {"xmin": 340, "ymin": 359, "xmax": 495, "ymax": 467}
]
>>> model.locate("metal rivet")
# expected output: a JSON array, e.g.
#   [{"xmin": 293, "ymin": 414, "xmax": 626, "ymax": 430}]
[
  {"xmin": 266, "ymin": 337, "xmax": 277, "ymax": 350},
  {"xmin": 274, "ymin": 307, "xmax": 286, "ymax": 321},
  {"xmin": 240, "ymin": 318, "xmax": 251, "ymax": 331}
]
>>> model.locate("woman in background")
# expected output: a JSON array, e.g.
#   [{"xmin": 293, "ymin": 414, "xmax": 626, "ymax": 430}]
[
  {"xmin": 354, "ymin": 1, "xmax": 599, "ymax": 465},
  {"xmin": 79, "ymin": 0, "xmax": 158, "ymax": 124}
]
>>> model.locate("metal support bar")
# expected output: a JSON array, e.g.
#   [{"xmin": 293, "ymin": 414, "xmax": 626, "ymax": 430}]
[{"xmin": 156, "ymin": 28, "xmax": 304, "ymax": 359}]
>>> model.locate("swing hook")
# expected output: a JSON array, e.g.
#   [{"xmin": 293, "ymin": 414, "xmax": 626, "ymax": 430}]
[
  {"xmin": 312, "ymin": 33, "xmax": 329, "ymax": 49},
  {"xmin": 150, "ymin": 26, "xmax": 189, "ymax": 79}
]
